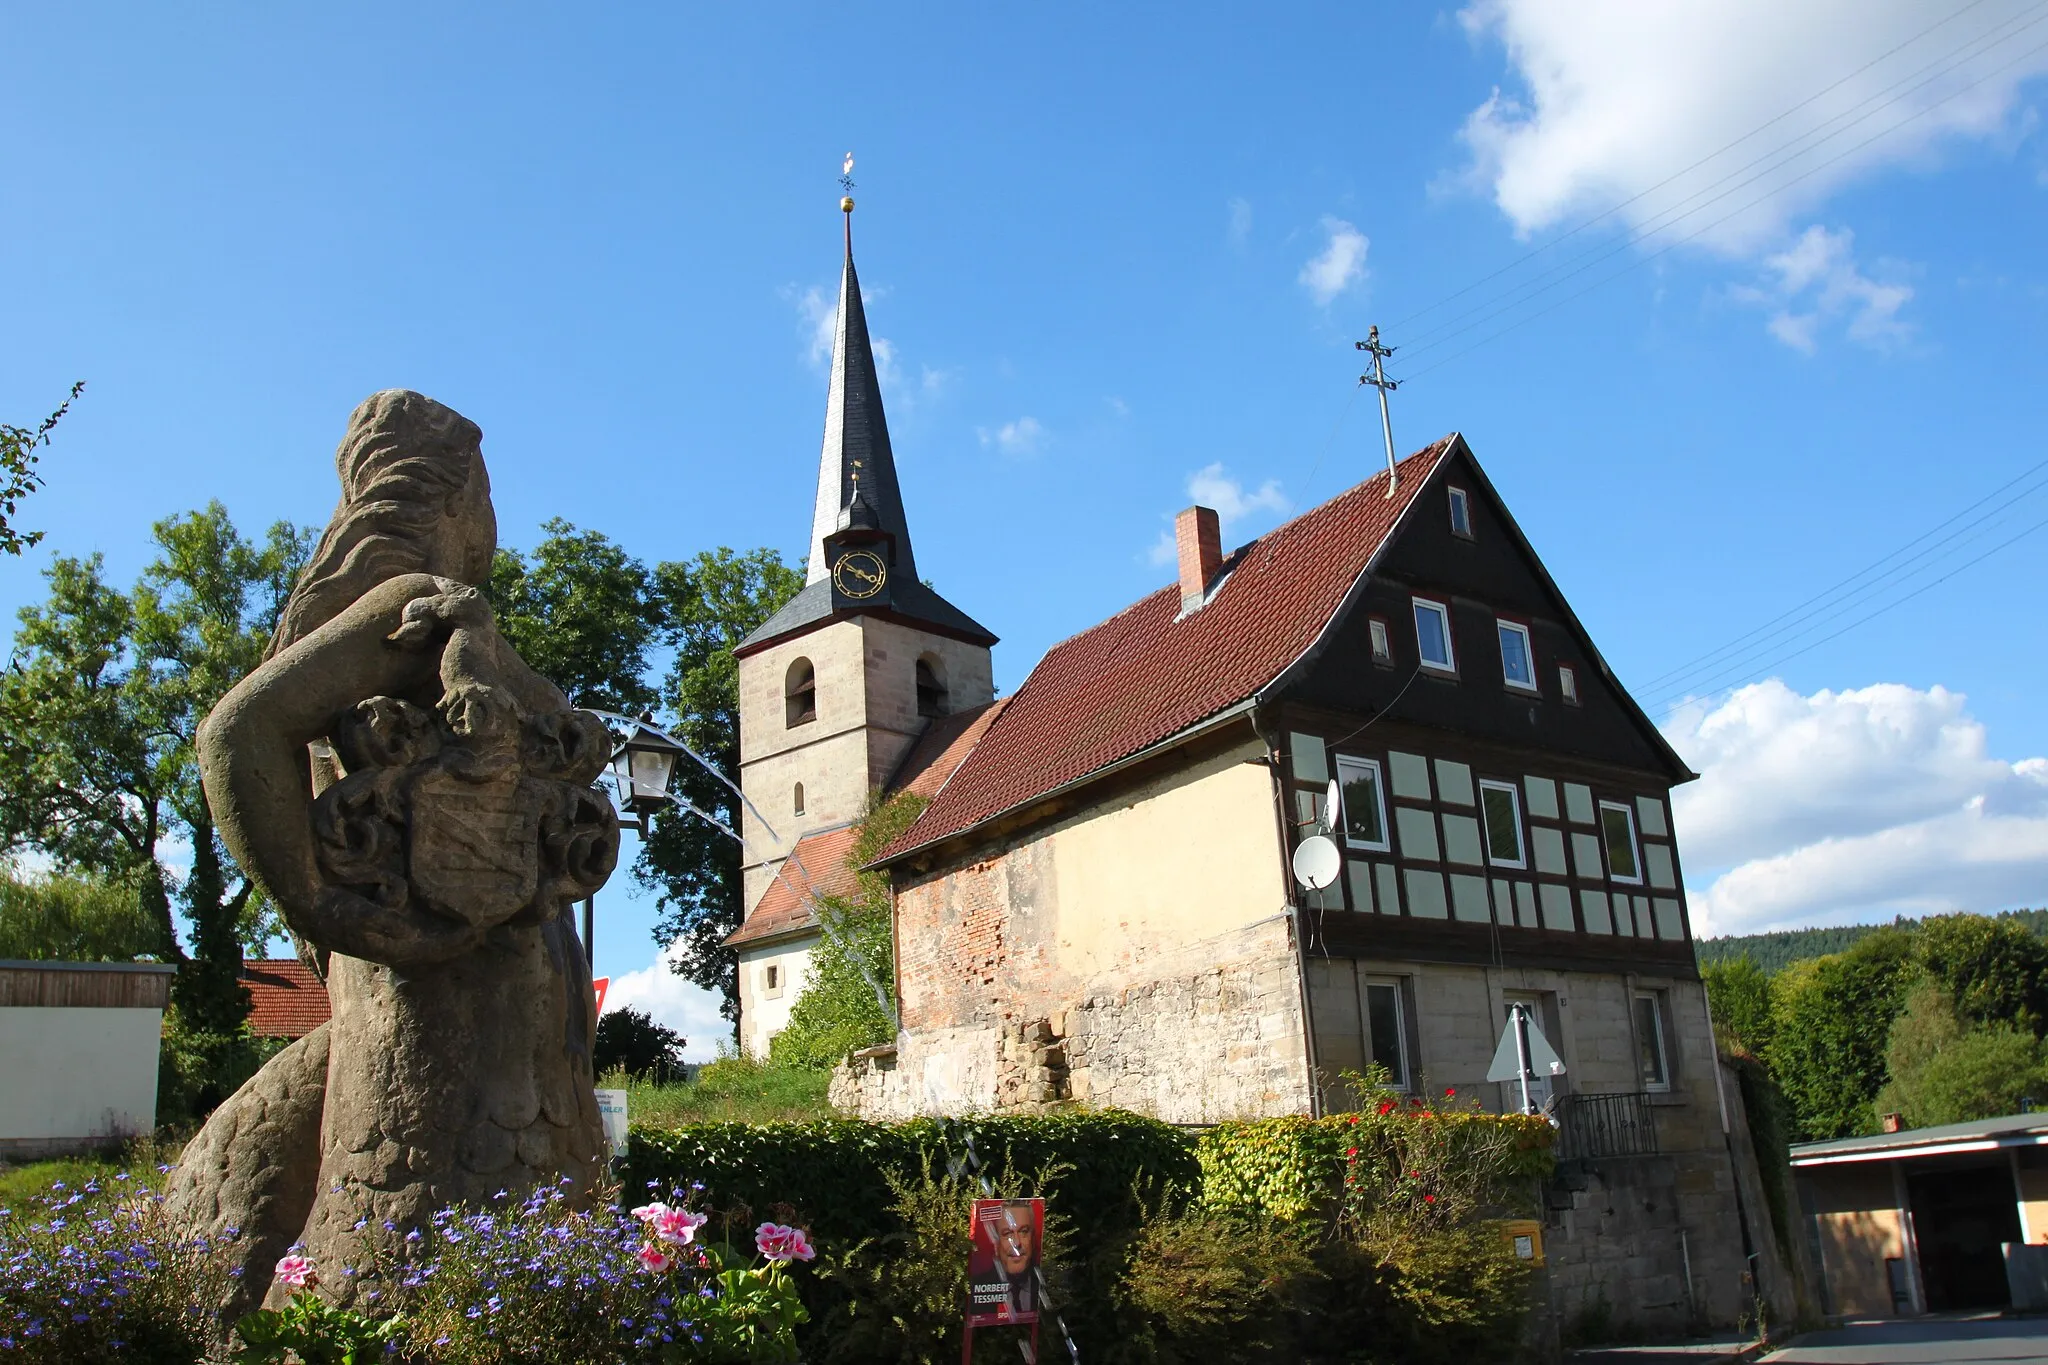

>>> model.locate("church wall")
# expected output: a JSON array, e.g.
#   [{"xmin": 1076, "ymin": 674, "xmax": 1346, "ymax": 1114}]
[
  {"xmin": 735, "ymin": 938, "xmax": 817, "ymax": 1060},
  {"xmin": 858, "ymin": 618, "xmax": 995, "ymax": 789},
  {"xmin": 864, "ymin": 735, "xmax": 1314, "ymax": 1123}
]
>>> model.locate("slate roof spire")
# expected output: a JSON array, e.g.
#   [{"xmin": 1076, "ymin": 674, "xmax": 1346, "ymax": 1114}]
[{"xmin": 807, "ymin": 201, "xmax": 916, "ymax": 584}]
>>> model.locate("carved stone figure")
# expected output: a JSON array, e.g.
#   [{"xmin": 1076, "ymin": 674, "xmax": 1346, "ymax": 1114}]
[{"xmin": 166, "ymin": 391, "xmax": 617, "ymax": 1310}]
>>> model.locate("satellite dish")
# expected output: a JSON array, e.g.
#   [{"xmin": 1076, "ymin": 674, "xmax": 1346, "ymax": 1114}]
[
  {"xmin": 1292, "ymin": 834, "xmax": 1342, "ymax": 891},
  {"xmin": 1324, "ymin": 779, "xmax": 1342, "ymax": 833}
]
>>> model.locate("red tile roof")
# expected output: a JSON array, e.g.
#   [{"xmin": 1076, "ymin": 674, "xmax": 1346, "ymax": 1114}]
[
  {"xmin": 243, "ymin": 958, "xmax": 332, "ymax": 1039},
  {"xmin": 726, "ymin": 824, "xmax": 863, "ymax": 948},
  {"xmin": 726, "ymin": 700, "xmax": 1013, "ymax": 949},
  {"xmin": 877, "ymin": 438, "xmax": 1454, "ymax": 863},
  {"xmin": 888, "ymin": 698, "xmax": 1010, "ymax": 801}
]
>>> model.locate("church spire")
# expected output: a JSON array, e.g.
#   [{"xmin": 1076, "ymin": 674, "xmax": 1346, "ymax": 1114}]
[{"xmin": 806, "ymin": 199, "xmax": 916, "ymax": 584}]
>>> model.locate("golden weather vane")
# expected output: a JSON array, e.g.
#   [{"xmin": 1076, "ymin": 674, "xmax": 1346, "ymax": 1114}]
[{"xmin": 839, "ymin": 152, "xmax": 856, "ymax": 213}]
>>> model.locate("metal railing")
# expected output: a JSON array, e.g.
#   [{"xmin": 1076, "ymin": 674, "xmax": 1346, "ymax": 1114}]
[{"xmin": 1555, "ymin": 1090, "xmax": 1659, "ymax": 1160}]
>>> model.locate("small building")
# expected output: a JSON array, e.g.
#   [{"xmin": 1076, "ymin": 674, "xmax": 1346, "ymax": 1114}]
[
  {"xmin": 0, "ymin": 959, "xmax": 176, "ymax": 1157},
  {"xmin": 1793, "ymin": 1112, "xmax": 2048, "ymax": 1315},
  {"xmin": 243, "ymin": 957, "xmax": 333, "ymax": 1041}
]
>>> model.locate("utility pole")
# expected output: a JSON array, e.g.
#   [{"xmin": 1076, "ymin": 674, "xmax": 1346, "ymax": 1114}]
[{"xmin": 1355, "ymin": 326, "xmax": 1400, "ymax": 496}]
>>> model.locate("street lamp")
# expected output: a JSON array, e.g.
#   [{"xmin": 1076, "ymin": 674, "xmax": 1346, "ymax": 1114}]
[
  {"xmin": 582, "ymin": 715, "xmax": 691, "ymax": 973},
  {"xmin": 608, "ymin": 717, "xmax": 687, "ymax": 835}
]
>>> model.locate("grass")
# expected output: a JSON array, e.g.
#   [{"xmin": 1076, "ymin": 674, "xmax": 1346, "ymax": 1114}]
[
  {"xmin": 0, "ymin": 1132, "xmax": 183, "ymax": 1209},
  {"xmin": 603, "ymin": 1055, "xmax": 834, "ymax": 1128}
]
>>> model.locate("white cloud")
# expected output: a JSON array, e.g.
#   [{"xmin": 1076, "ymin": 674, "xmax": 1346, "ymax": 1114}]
[
  {"xmin": 1148, "ymin": 463, "xmax": 1292, "ymax": 564},
  {"xmin": 1662, "ymin": 680, "xmax": 2048, "ymax": 935},
  {"xmin": 977, "ymin": 417, "xmax": 1045, "ymax": 457},
  {"xmin": 1731, "ymin": 225, "xmax": 1914, "ymax": 352},
  {"xmin": 602, "ymin": 944, "xmax": 734, "ymax": 1062},
  {"xmin": 1455, "ymin": 0, "xmax": 2048, "ymax": 253},
  {"xmin": 1298, "ymin": 217, "xmax": 1369, "ymax": 305},
  {"xmin": 1226, "ymin": 196, "xmax": 1253, "ymax": 249}
]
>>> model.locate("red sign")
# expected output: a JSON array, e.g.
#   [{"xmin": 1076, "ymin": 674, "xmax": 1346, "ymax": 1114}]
[
  {"xmin": 966, "ymin": 1197, "xmax": 1042, "ymax": 1326},
  {"xmin": 593, "ymin": 976, "xmax": 609, "ymax": 1015}
]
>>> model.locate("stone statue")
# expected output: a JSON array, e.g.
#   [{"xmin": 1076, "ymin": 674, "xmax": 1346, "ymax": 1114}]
[{"xmin": 166, "ymin": 391, "xmax": 618, "ymax": 1310}]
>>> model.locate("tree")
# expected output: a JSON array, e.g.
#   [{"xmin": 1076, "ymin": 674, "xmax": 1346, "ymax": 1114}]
[
  {"xmin": 0, "ymin": 866, "xmax": 161, "ymax": 961},
  {"xmin": 0, "ymin": 382, "xmax": 83, "ymax": 556},
  {"xmin": 769, "ymin": 790, "xmax": 926, "ymax": 1068},
  {"xmin": 1765, "ymin": 927, "xmax": 1916, "ymax": 1141},
  {"xmin": 486, "ymin": 519, "xmax": 662, "ymax": 714},
  {"xmin": 1702, "ymin": 954, "xmax": 1774, "ymax": 1057},
  {"xmin": 1912, "ymin": 912, "xmax": 2048, "ymax": 1035},
  {"xmin": 1874, "ymin": 979, "xmax": 2048, "ymax": 1129},
  {"xmin": 640, "ymin": 547, "xmax": 802, "ymax": 1029},
  {"xmin": 0, "ymin": 504, "xmax": 309, "ymax": 1054},
  {"xmin": 593, "ymin": 1005, "xmax": 689, "ymax": 1082}
]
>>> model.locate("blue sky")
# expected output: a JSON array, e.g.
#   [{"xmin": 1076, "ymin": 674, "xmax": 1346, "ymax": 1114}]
[{"xmin": 6, "ymin": 4, "xmax": 2047, "ymax": 1050}]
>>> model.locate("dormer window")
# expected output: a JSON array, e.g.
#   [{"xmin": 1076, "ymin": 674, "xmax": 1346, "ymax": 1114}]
[
  {"xmin": 1448, "ymin": 486, "xmax": 1473, "ymax": 539},
  {"xmin": 785, "ymin": 657, "xmax": 817, "ymax": 727},
  {"xmin": 916, "ymin": 656, "xmax": 948, "ymax": 718}
]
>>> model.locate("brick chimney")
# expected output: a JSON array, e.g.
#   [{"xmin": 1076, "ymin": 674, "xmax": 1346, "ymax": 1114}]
[
  {"xmin": 1176, "ymin": 505, "xmax": 1222, "ymax": 612},
  {"xmin": 1880, "ymin": 1112, "xmax": 1904, "ymax": 1134}
]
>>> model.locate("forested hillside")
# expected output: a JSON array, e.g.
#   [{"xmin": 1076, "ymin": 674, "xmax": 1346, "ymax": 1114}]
[{"xmin": 1697, "ymin": 908, "xmax": 2048, "ymax": 975}]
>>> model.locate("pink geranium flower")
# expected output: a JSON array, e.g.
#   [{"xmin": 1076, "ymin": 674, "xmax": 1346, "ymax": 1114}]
[
  {"xmin": 630, "ymin": 1201, "xmax": 671, "ymax": 1225},
  {"xmin": 754, "ymin": 1222, "xmax": 816, "ymax": 1263},
  {"xmin": 273, "ymin": 1254, "xmax": 316, "ymax": 1289},
  {"xmin": 650, "ymin": 1206, "xmax": 708, "ymax": 1246},
  {"xmin": 636, "ymin": 1244, "xmax": 673, "ymax": 1274}
]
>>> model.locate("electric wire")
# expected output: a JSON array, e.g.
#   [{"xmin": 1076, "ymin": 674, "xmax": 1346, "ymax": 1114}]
[
  {"xmin": 1636, "ymin": 453, "xmax": 2048, "ymax": 696},
  {"xmin": 1396, "ymin": 27, "xmax": 2048, "ymax": 384},
  {"xmin": 1381, "ymin": 0, "xmax": 2017, "ymax": 336},
  {"xmin": 1396, "ymin": 17, "xmax": 2048, "ymax": 372}
]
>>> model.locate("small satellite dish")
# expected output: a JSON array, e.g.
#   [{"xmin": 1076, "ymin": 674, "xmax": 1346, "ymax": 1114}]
[
  {"xmin": 1292, "ymin": 834, "xmax": 1342, "ymax": 891},
  {"xmin": 1324, "ymin": 779, "xmax": 1342, "ymax": 832}
]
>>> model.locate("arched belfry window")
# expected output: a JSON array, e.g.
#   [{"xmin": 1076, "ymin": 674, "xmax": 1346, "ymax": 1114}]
[
  {"xmin": 786, "ymin": 657, "xmax": 817, "ymax": 727},
  {"xmin": 793, "ymin": 782, "xmax": 806, "ymax": 816},
  {"xmin": 916, "ymin": 655, "xmax": 948, "ymax": 719}
]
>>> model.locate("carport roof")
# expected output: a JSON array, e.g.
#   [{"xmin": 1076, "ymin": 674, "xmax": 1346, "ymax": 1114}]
[{"xmin": 1791, "ymin": 1111, "xmax": 2048, "ymax": 1166}]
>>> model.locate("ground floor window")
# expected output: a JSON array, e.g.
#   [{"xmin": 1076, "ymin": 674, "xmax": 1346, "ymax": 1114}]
[
  {"xmin": 1633, "ymin": 990, "xmax": 1670, "ymax": 1091},
  {"xmin": 1365, "ymin": 977, "xmax": 1411, "ymax": 1090}
]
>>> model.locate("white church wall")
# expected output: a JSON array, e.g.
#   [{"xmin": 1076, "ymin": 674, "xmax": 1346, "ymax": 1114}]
[{"xmin": 734, "ymin": 938, "xmax": 818, "ymax": 1060}]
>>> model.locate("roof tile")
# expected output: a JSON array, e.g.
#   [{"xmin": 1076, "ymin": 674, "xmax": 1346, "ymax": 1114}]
[
  {"xmin": 242, "ymin": 958, "xmax": 332, "ymax": 1039},
  {"xmin": 878, "ymin": 439, "xmax": 1452, "ymax": 862}
]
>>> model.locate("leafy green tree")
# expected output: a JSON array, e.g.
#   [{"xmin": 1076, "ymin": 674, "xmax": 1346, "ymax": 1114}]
[
  {"xmin": 593, "ymin": 1005, "xmax": 689, "ymax": 1082},
  {"xmin": 0, "ymin": 505, "xmax": 308, "ymax": 1050},
  {"xmin": 641, "ymin": 547, "xmax": 802, "ymax": 1029},
  {"xmin": 1702, "ymin": 954, "xmax": 1774, "ymax": 1056},
  {"xmin": 486, "ymin": 518, "xmax": 662, "ymax": 714},
  {"xmin": 0, "ymin": 866, "xmax": 161, "ymax": 961},
  {"xmin": 769, "ymin": 791, "xmax": 927, "ymax": 1068},
  {"xmin": 1765, "ymin": 927, "xmax": 1916, "ymax": 1140},
  {"xmin": 0, "ymin": 382, "xmax": 82, "ymax": 556},
  {"xmin": 1912, "ymin": 912, "xmax": 2048, "ymax": 1035},
  {"xmin": 1874, "ymin": 979, "xmax": 2048, "ymax": 1129}
]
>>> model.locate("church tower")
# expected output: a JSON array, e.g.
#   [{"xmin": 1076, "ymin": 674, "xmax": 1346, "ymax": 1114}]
[{"xmin": 727, "ymin": 200, "xmax": 996, "ymax": 1051}]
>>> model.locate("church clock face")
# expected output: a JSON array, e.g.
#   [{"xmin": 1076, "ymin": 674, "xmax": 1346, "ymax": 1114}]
[{"xmin": 832, "ymin": 549, "xmax": 887, "ymax": 599}]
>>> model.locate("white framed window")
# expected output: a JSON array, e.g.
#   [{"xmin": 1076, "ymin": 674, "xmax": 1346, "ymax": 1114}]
[
  {"xmin": 1368, "ymin": 617, "xmax": 1392, "ymax": 665},
  {"xmin": 1497, "ymin": 620, "xmax": 1537, "ymax": 691},
  {"xmin": 1334, "ymin": 755, "xmax": 1390, "ymax": 852},
  {"xmin": 1365, "ymin": 977, "xmax": 1412, "ymax": 1090},
  {"xmin": 1478, "ymin": 779, "xmax": 1526, "ymax": 868},
  {"xmin": 1633, "ymin": 990, "xmax": 1671, "ymax": 1091},
  {"xmin": 1600, "ymin": 801, "xmax": 1642, "ymax": 883},
  {"xmin": 1448, "ymin": 486, "xmax": 1473, "ymax": 538},
  {"xmin": 1559, "ymin": 664, "xmax": 1579, "ymax": 704},
  {"xmin": 1413, "ymin": 597, "xmax": 1456, "ymax": 673}
]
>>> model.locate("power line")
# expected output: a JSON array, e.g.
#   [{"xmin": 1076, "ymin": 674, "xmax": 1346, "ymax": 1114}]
[
  {"xmin": 1387, "ymin": 0, "xmax": 2039, "ymax": 340},
  {"xmin": 1638, "ymin": 455, "xmax": 2048, "ymax": 695},
  {"xmin": 1395, "ymin": 26, "xmax": 2048, "ymax": 384},
  {"xmin": 1397, "ymin": 14, "xmax": 2048, "ymax": 370}
]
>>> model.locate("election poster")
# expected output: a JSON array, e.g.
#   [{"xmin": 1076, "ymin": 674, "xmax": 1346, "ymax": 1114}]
[{"xmin": 966, "ymin": 1197, "xmax": 1043, "ymax": 1327}]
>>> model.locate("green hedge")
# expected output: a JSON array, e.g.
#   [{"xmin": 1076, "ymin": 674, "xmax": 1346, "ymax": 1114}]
[
  {"xmin": 1198, "ymin": 1108, "xmax": 1557, "ymax": 1222},
  {"xmin": 625, "ymin": 1109, "xmax": 1200, "ymax": 1249}
]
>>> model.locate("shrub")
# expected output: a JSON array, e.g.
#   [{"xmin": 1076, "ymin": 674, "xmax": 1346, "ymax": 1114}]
[
  {"xmin": 1105, "ymin": 1206, "xmax": 1320, "ymax": 1365},
  {"xmin": 0, "ymin": 1164, "xmax": 243, "ymax": 1364}
]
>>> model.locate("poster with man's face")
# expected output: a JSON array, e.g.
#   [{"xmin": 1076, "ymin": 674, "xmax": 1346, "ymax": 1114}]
[{"xmin": 966, "ymin": 1197, "xmax": 1042, "ymax": 1326}]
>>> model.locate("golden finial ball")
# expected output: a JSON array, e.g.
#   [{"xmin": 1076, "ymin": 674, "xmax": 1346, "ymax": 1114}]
[{"xmin": 841, "ymin": 196, "xmax": 855, "ymax": 213}]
